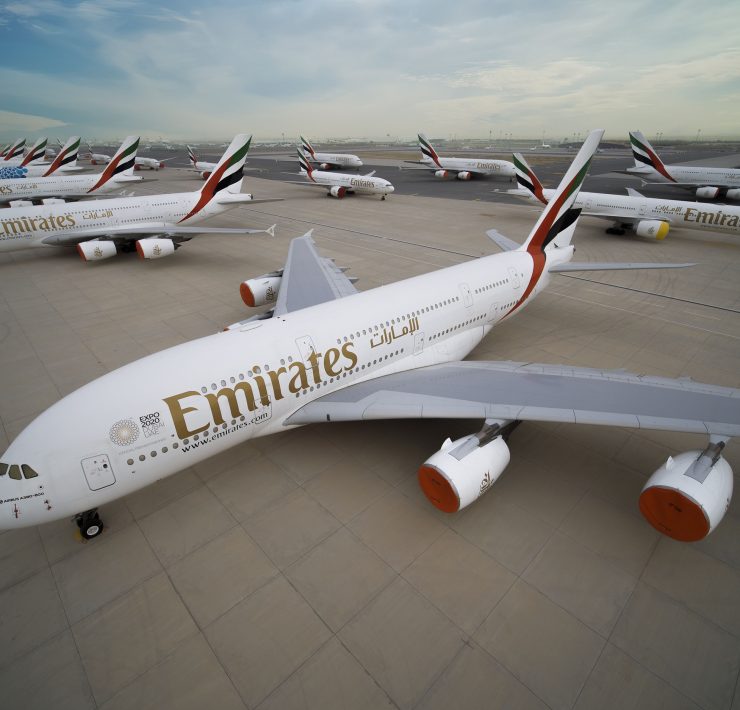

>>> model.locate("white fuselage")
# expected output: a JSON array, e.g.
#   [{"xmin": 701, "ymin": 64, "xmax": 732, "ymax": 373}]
[
  {"xmin": 422, "ymin": 155, "xmax": 516, "ymax": 177},
  {"xmin": 309, "ymin": 151, "xmax": 362, "ymax": 169},
  {"xmin": 530, "ymin": 188, "xmax": 740, "ymax": 236},
  {"xmin": 627, "ymin": 164, "xmax": 740, "ymax": 188},
  {"xmin": 304, "ymin": 168, "xmax": 394, "ymax": 196},
  {"xmin": 0, "ymin": 189, "xmax": 232, "ymax": 252},
  {"xmin": 192, "ymin": 160, "xmax": 217, "ymax": 176},
  {"xmin": 0, "ymin": 247, "xmax": 540, "ymax": 528},
  {"xmin": 89, "ymin": 154, "xmax": 111, "ymax": 165},
  {"xmin": 0, "ymin": 172, "xmax": 143, "ymax": 204},
  {"xmin": 135, "ymin": 157, "xmax": 166, "ymax": 170}
]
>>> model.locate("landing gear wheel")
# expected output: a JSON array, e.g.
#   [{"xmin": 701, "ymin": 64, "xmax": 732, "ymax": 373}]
[
  {"xmin": 75, "ymin": 509, "xmax": 104, "ymax": 540},
  {"xmin": 605, "ymin": 227, "xmax": 625, "ymax": 235},
  {"xmin": 381, "ymin": 195, "xmax": 386, "ymax": 201}
]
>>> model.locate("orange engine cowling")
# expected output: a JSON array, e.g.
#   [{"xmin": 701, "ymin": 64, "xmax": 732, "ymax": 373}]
[
  {"xmin": 136, "ymin": 238, "xmax": 176, "ymax": 260},
  {"xmin": 240, "ymin": 275, "xmax": 282, "ymax": 307},
  {"xmin": 202, "ymin": 171, "xmax": 211, "ymax": 181},
  {"xmin": 418, "ymin": 435, "xmax": 510, "ymax": 513},
  {"xmin": 456, "ymin": 171, "xmax": 472, "ymax": 180},
  {"xmin": 77, "ymin": 240, "xmax": 117, "ymax": 262},
  {"xmin": 434, "ymin": 169, "xmax": 449, "ymax": 179},
  {"xmin": 639, "ymin": 444, "xmax": 733, "ymax": 541},
  {"xmin": 329, "ymin": 185, "xmax": 347, "ymax": 198}
]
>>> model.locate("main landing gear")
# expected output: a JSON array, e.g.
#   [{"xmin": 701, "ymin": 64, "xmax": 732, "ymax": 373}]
[
  {"xmin": 75, "ymin": 509, "xmax": 104, "ymax": 540},
  {"xmin": 605, "ymin": 222, "xmax": 629, "ymax": 235},
  {"xmin": 381, "ymin": 195, "xmax": 387, "ymax": 201}
]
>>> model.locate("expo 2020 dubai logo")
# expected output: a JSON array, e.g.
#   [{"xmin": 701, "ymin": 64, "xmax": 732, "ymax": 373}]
[{"xmin": 109, "ymin": 419, "xmax": 140, "ymax": 447}]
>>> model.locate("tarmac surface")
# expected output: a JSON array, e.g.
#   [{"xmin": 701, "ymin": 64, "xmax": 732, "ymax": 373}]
[{"xmin": 0, "ymin": 164, "xmax": 739, "ymax": 710}]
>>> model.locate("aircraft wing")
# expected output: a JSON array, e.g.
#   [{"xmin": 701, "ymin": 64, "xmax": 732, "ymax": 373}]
[
  {"xmin": 41, "ymin": 223, "xmax": 275, "ymax": 246},
  {"xmin": 273, "ymin": 232, "xmax": 359, "ymax": 316},
  {"xmin": 285, "ymin": 360, "xmax": 740, "ymax": 437}
]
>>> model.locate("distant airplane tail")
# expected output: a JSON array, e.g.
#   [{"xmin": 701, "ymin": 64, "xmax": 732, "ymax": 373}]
[
  {"xmin": 2, "ymin": 138, "xmax": 25, "ymax": 162},
  {"xmin": 86, "ymin": 136, "xmax": 140, "ymax": 193},
  {"xmin": 19, "ymin": 138, "xmax": 48, "ymax": 167},
  {"xmin": 299, "ymin": 135, "xmax": 316, "ymax": 158},
  {"xmin": 519, "ymin": 129, "xmax": 603, "ymax": 255},
  {"xmin": 296, "ymin": 148, "xmax": 314, "ymax": 178},
  {"xmin": 43, "ymin": 136, "xmax": 81, "ymax": 176},
  {"xmin": 179, "ymin": 134, "xmax": 252, "ymax": 222},
  {"xmin": 513, "ymin": 153, "xmax": 547, "ymax": 205},
  {"xmin": 186, "ymin": 145, "xmax": 198, "ymax": 166},
  {"xmin": 629, "ymin": 130, "xmax": 676, "ymax": 182},
  {"xmin": 418, "ymin": 133, "xmax": 442, "ymax": 167}
]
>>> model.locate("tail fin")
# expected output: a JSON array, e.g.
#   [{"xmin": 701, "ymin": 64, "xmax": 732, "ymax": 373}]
[
  {"xmin": 629, "ymin": 130, "xmax": 676, "ymax": 182},
  {"xmin": 20, "ymin": 138, "xmax": 47, "ymax": 167},
  {"xmin": 299, "ymin": 135, "xmax": 316, "ymax": 158},
  {"xmin": 418, "ymin": 133, "xmax": 442, "ymax": 167},
  {"xmin": 86, "ymin": 136, "xmax": 139, "ymax": 193},
  {"xmin": 513, "ymin": 153, "xmax": 547, "ymax": 205},
  {"xmin": 43, "ymin": 136, "xmax": 80, "ymax": 176},
  {"xmin": 519, "ymin": 129, "xmax": 603, "ymax": 254},
  {"xmin": 3, "ymin": 138, "xmax": 25, "ymax": 162},
  {"xmin": 296, "ymin": 148, "xmax": 314, "ymax": 177},
  {"xmin": 0, "ymin": 144, "xmax": 9, "ymax": 158},
  {"xmin": 179, "ymin": 134, "xmax": 252, "ymax": 222},
  {"xmin": 186, "ymin": 145, "xmax": 198, "ymax": 166}
]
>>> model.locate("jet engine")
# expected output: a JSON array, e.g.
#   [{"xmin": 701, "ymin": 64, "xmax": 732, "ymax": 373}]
[
  {"xmin": 201, "ymin": 171, "xmax": 212, "ymax": 181},
  {"xmin": 136, "ymin": 238, "xmax": 176, "ymax": 260},
  {"xmin": 319, "ymin": 163, "xmax": 331, "ymax": 170},
  {"xmin": 329, "ymin": 186, "xmax": 347, "ymax": 198},
  {"xmin": 41, "ymin": 198, "xmax": 66, "ymax": 205},
  {"xmin": 726, "ymin": 188, "xmax": 740, "ymax": 200},
  {"xmin": 639, "ymin": 441, "xmax": 733, "ymax": 541},
  {"xmin": 456, "ymin": 171, "xmax": 472, "ymax": 181},
  {"xmin": 635, "ymin": 219, "xmax": 670, "ymax": 240},
  {"xmin": 77, "ymin": 240, "xmax": 117, "ymax": 262},
  {"xmin": 240, "ymin": 274, "xmax": 283, "ymax": 307},
  {"xmin": 434, "ymin": 170, "xmax": 449, "ymax": 179},
  {"xmin": 696, "ymin": 186, "xmax": 720, "ymax": 199},
  {"xmin": 418, "ymin": 425, "xmax": 511, "ymax": 513},
  {"xmin": 8, "ymin": 200, "xmax": 33, "ymax": 208}
]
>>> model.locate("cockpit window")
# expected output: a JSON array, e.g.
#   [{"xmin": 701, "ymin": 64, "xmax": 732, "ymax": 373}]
[
  {"xmin": 0, "ymin": 463, "xmax": 7, "ymax": 476},
  {"xmin": 21, "ymin": 464, "xmax": 38, "ymax": 479},
  {"xmin": 8, "ymin": 465, "xmax": 21, "ymax": 480}
]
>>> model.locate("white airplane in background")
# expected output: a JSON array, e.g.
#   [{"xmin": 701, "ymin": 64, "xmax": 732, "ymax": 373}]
[
  {"xmin": 187, "ymin": 146, "xmax": 219, "ymax": 179},
  {"xmin": 84, "ymin": 142, "xmax": 171, "ymax": 171},
  {"xmin": 626, "ymin": 130, "xmax": 740, "ymax": 199},
  {"xmin": 0, "ymin": 137, "xmax": 82, "ymax": 179},
  {"xmin": 407, "ymin": 133, "xmax": 516, "ymax": 180},
  {"xmin": 299, "ymin": 135, "xmax": 363, "ymax": 169},
  {"xmin": 293, "ymin": 148, "xmax": 394, "ymax": 199},
  {"xmin": 0, "ymin": 136, "xmax": 143, "ymax": 206},
  {"xmin": 0, "ymin": 134, "xmax": 277, "ymax": 262},
  {"xmin": 1, "ymin": 129, "xmax": 736, "ymax": 549},
  {"xmin": 508, "ymin": 153, "xmax": 740, "ymax": 239}
]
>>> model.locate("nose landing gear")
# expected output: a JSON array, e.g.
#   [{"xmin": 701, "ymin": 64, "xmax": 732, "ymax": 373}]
[{"xmin": 75, "ymin": 509, "xmax": 104, "ymax": 540}]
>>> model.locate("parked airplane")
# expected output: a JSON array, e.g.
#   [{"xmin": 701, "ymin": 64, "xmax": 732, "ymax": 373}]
[
  {"xmin": 407, "ymin": 133, "xmax": 516, "ymax": 180},
  {"xmin": 0, "ymin": 137, "xmax": 143, "ymax": 206},
  {"xmin": 1, "ymin": 138, "xmax": 26, "ymax": 162},
  {"xmin": 299, "ymin": 135, "xmax": 362, "ymax": 169},
  {"xmin": 509, "ymin": 153, "xmax": 740, "ymax": 239},
  {"xmin": 294, "ymin": 148, "xmax": 394, "ymax": 199},
  {"xmin": 134, "ymin": 155, "xmax": 174, "ymax": 171},
  {"xmin": 1, "ymin": 129, "xmax": 736, "ymax": 547},
  {"xmin": 627, "ymin": 130, "xmax": 740, "ymax": 199},
  {"xmin": 0, "ymin": 134, "xmax": 276, "ymax": 261},
  {"xmin": 2, "ymin": 138, "xmax": 48, "ymax": 167},
  {"xmin": 0, "ymin": 137, "xmax": 82, "ymax": 179},
  {"xmin": 85, "ymin": 143, "xmax": 112, "ymax": 165},
  {"xmin": 187, "ymin": 146, "xmax": 218, "ymax": 179}
]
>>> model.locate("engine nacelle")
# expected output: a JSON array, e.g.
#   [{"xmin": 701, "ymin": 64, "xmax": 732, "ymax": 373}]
[
  {"xmin": 240, "ymin": 275, "xmax": 282, "ymax": 307},
  {"xmin": 41, "ymin": 198, "xmax": 66, "ymax": 205},
  {"xmin": 134, "ymin": 164, "xmax": 142, "ymax": 171},
  {"xmin": 329, "ymin": 185, "xmax": 347, "ymax": 198},
  {"xmin": 8, "ymin": 200, "xmax": 33, "ymax": 208},
  {"xmin": 639, "ymin": 447, "xmax": 733, "ymax": 541},
  {"xmin": 434, "ymin": 170, "xmax": 449, "ymax": 179},
  {"xmin": 456, "ymin": 171, "xmax": 472, "ymax": 181},
  {"xmin": 201, "ymin": 171, "xmax": 211, "ymax": 181},
  {"xmin": 696, "ymin": 186, "xmax": 720, "ymax": 199},
  {"xmin": 136, "ymin": 238, "xmax": 176, "ymax": 260},
  {"xmin": 725, "ymin": 188, "xmax": 740, "ymax": 200},
  {"xmin": 319, "ymin": 163, "xmax": 330, "ymax": 170},
  {"xmin": 418, "ymin": 435, "xmax": 510, "ymax": 513},
  {"xmin": 635, "ymin": 219, "xmax": 670, "ymax": 240},
  {"xmin": 77, "ymin": 240, "xmax": 117, "ymax": 262}
]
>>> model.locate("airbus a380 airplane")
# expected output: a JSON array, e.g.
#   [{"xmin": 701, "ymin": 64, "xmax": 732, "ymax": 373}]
[
  {"xmin": 509, "ymin": 153, "xmax": 740, "ymax": 239},
  {"xmin": 1, "ymin": 130, "xmax": 737, "ymax": 546},
  {"xmin": 627, "ymin": 130, "xmax": 740, "ymax": 199},
  {"xmin": 294, "ymin": 148, "xmax": 394, "ymax": 199},
  {"xmin": 299, "ymin": 135, "xmax": 363, "ymax": 169},
  {"xmin": 0, "ymin": 136, "xmax": 143, "ymax": 206},
  {"xmin": 407, "ymin": 133, "xmax": 516, "ymax": 180},
  {"xmin": 187, "ymin": 146, "xmax": 219, "ymax": 179},
  {"xmin": 0, "ymin": 134, "xmax": 276, "ymax": 262},
  {"xmin": 0, "ymin": 137, "xmax": 82, "ymax": 179},
  {"xmin": 84, "ymin": 142, "xmax": 173, "ymax": 171}
]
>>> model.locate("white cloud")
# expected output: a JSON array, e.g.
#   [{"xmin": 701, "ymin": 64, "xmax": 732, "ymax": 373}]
[{"xmin": 0, "ymin": 109, "xmax": 66, "ymax": 132}]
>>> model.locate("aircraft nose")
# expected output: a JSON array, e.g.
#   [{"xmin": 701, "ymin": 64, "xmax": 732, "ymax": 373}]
[{"xmin": 387, "ymin": 184, "xmax": 395, "ymax": 193}]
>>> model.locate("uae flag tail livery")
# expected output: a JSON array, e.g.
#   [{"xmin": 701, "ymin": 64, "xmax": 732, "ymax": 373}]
[
  {"xmin": 179, "ymin": 133, "xmax": 252, "ymax": 222},
  {"xmin": 418, "ymin": 133, "xmax": 442, "ymax": 167},
  {"xmin": 87, "ymin": 136, "xmax": 139, "ymax": 193},
  {"xmin": 514, "ymin": 153, "xmax": 547, "ymax": 205},
  {"xmin": 2, "ymin": 138, "xmax": 25, "ymax": 162},
  {"xmin": 43, "ymin": 137, "xmax": 81, "ymax": 177},
  {"xmin": 299, "ymin": 135, "xmax": 316, "ymax": 158},
  {"xmin": 19, "ymin": 138, "xmax": 48, "ymax": 167},
  {"xmin": 296, "ymin": 148, "xmax": 315, "ymax": 178},
  {"xmin": 629, "ymin": 130, "xmax": 676, "ymax": 182}
]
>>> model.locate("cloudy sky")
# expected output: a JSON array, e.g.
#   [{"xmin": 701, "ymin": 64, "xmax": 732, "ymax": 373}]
[{"xmin": 1, "ymin": 0, "xmax": 739, "ymax": 142}]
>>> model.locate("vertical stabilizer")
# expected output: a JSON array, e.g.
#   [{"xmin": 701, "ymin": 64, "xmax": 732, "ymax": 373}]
[
  {"xmin": 20, "ymin": 138, "xmax": 48, "ymax": 167},
  {"xmin": 87, "ymin": 136, "xmax": 140, "ymax": 193},
  {"xmin": 629, "ymin": 130, "xmax": 676, "ymax": 182},
  {"xmin": 43, "ymin": 137, "xmax": 80, "ymax": 176},
  {"xmin": 513, "ymin": 153, "xmax": 547, "ymax": 205},
  {"xmin": 418, "ymin": 133, "xmax": 442, "ymax": 167}
]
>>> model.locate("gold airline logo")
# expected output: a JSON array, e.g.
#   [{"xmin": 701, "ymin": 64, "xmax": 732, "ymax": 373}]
[
  {"xmin": 0, "ymin": 213, "xmax": 76, "ymax": 238},
  {"xmin": 163, "ymin": 342, "xmax": 358, "ymax": 439},
  {"xmin": 683, "ymin": 208, "xmax": 739, "ymax": 229}
]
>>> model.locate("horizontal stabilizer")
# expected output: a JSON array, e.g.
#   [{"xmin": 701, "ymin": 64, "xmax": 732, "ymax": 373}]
[
  {"xmin": 485, "ymin": 229, "xmax": 520, "ymax": 252},
  {"xmin": 625, "ymin": 187, "xmax": 645, "ymax": 197},
  {"xmin": 551, "ymin": 261, "xmax": 695, "ymax": 272}
]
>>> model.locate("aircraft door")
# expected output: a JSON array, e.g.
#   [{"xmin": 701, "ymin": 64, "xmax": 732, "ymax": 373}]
[
  {"xmin": 508, "ymin": 266, "xmax": 521, "ymax": 289},
  {"xmin": 459, "ymin": 283, "xmax": 473, "ymax": 307},
  {"xmin": 413, "ymin": 331, "xmax": 425, "ymax": 355},
  {"xmin": 295, "ymin": 335, "xmax": 317, "ymax": 363},
  {"xmin": 81, "ymin": 454, "xmax": 115, "ymax": 491},
  {"xmin": 639, "ymin": 203, "xmax": 648, "ymax": 216}
]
